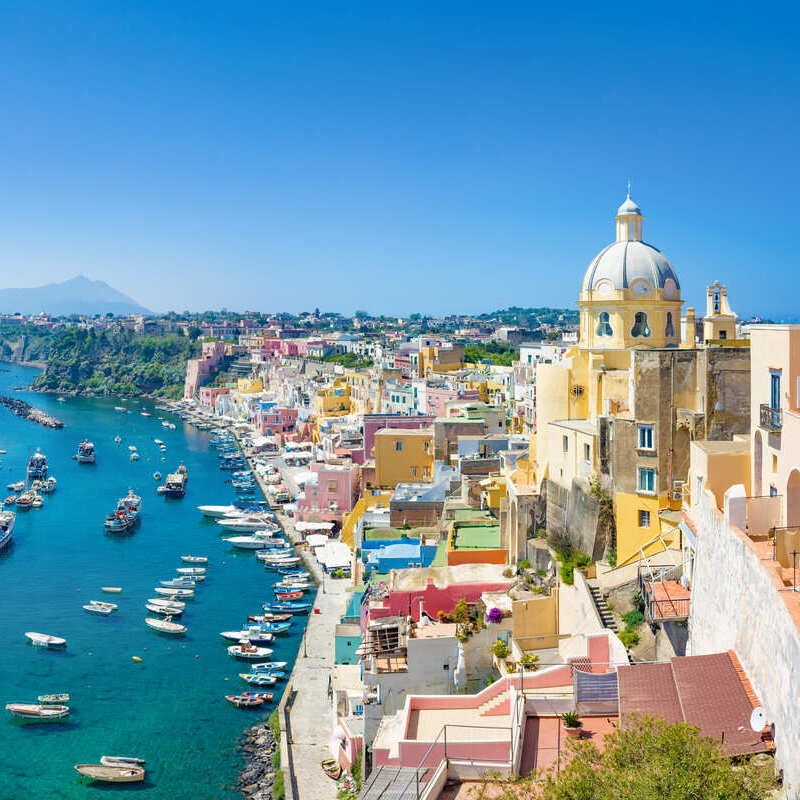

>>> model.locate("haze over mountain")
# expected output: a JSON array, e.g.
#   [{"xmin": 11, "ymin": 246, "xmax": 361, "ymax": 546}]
[{"xmin": 0, "ymin": 276, "xmax": 151, "ymax": 317}]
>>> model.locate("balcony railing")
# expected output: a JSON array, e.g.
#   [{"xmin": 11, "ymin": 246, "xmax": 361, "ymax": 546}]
[{"xmin": 760, "ymin": 404, "xmax": 782, "ymax": 432}]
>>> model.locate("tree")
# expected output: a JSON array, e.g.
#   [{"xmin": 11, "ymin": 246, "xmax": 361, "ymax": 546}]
[{"xmin": 478, "ymin": 715, "xmax": 775, "ymax": 800}]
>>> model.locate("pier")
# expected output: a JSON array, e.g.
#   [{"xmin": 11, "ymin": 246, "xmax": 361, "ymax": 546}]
[{"xmin": 0, "ymin": 395, "xmax": 64, "ymax": 428}]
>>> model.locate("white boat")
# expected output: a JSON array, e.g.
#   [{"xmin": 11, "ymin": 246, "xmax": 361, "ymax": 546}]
[
  {"xmin": 180, "ymin": 555, "xmax": 208, "ymax": 564},
  {"xmin": 146, "ymin": 603, "xmax": 183, "ymax": 616},
  {"xmin": 197, "ymin": 504, "xmax": 238, "ymax": 518},
  {"xmin": 227, "ymin": 643, "xmax": 273, "ymax": 659},
  {"xmin": 0, "ymin": 509, "xmax": 15, "ymax": 551},
  {"xmin": 31, "ymin": 495, "xmax": 44, "ymax": 508},
  {"xmin": 6, "ymin": 703, "xmax": 69, "ymax": 721},
  {"xmin": 128, "ymin": 445, "xmax": 137, "ymax": 451},
  {"xmin": 6, "ymin": 481, "xmax": 24, "ymax": 492},
  {"xmin": 140, "ymin": 411, "xmax": 151, "ymax": 417},
  {"xmin": 130, "ymin": 452, "xmax": 140, "ymax": 461},
  {"xmin": 154, "ymin": 439, "xmax": 164, "ymax": 446},
  {"xmin": 114, "ymin": 407, "xmax": 127, "ymax": 412},
  {"xmin": 220, "ymin": 630, "xmax": 274, "ymax": 643},
  {"xmin": 25, "ymin": 632, "xmax": 66, "ymax": 649},
  {"xmin": 83, "ymin": 601, "xmax": 117, "ymax": 616},
  {"xmin": 223, "ymin": 536, "xmax": 275, "ymax": 550},
  {"xmin": 147, "ymin": 597, "xmax": 186, "ymax": 610},
  {"xmin": 145, "ymin": 617, "xmax": 186, "ymax": 635},
  {"xmin": 217, "ymin": 517, "xmax": 279, "ymax": 532},
  {"xmin": 160, "ymin": 578, "xmax": 200, "ymax": 588},
  {"xmin": 176, "ymin": 567, "xmax": 206, "ymax": 575},
  {"xmin": 100, "ymin": 756, "xmax": 147, "ymax": 767},
  {"xmin": 154, "ymin": 587, "xmax": 194, "ymax": 598},
  {"xmin": 101, "ymin": 586, "xmax": 123, "ymax": 593},
  {"xmin": 264, "ymin": 557, "xmax": 301, "ymax": 568},
  {"xmin": 75, "ymin": 764, "xmax": 144, "ymax": 783},
  {"xmin": 113, "ymin": 435, "xmax": 122, "ymax": 443}
]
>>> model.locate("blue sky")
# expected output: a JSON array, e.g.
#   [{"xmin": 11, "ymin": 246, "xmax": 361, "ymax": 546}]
[{"xmin": 0, "ymin": 2, "xmax": 797, "ymax": 317}]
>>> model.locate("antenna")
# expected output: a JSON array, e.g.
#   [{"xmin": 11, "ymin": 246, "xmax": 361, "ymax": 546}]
[{"xmin": 750, "ymin": 706, "xmax": 768, "ymax": 732}]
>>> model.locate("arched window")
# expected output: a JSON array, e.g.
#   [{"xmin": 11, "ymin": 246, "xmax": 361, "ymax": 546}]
[
  {"xmin": 631, "ymin": 312, "xmax": 651, "ymax": 338},
  {"xmin": 596, "ymin": 312, "xmax": 613, "ymax": 337},
  {"xmin": 665, "ymin": 312, "xmax": 675, "ymax": 338}
]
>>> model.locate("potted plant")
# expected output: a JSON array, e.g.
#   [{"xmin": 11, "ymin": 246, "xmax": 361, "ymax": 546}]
[{"xmin": 561, "ymin": 711, "xmax": 582, "ymax": 737}]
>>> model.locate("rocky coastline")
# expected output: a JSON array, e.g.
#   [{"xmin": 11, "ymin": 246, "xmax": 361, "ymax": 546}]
[
  {"xmin": 238, "ymin": 720, "xmax": 280, "ymax": 799},
  {"xmin": 0, "ymin": 395, "xmax": 64, "ymax": 428}
]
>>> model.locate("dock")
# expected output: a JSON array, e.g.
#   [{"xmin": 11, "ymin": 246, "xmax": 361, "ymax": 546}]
[{"xmin": 0, "ymin": 395, "xmax": 64, "ymax": 428}]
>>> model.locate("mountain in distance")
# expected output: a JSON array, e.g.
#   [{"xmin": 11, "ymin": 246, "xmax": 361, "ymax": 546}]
[{"xmin": 0, "ymin": 275, "xmax": 151, "ymax": 316}]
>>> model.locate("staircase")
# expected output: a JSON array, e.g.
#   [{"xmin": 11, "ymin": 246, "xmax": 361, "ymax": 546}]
[{"xmin": 587, "ymin": 580, "xmax": 618, "ymax": 631}]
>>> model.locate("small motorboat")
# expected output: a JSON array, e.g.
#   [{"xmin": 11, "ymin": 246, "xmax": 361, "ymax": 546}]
[
  {"xmin": 227, "ymin": 643, "xmax": 273, "ymax": 660},
  {"xmin": 322, "ymin": 758, "xmax": 343, "ymax": 780},
  {"xmin": 248, "ymin": 613, "xmax": 292, "ymax": 624},
  {"xmin": 6, "ymin": 703, "xmax": 69, "ymax": 721},
  {"xmin": 197, "ymin": 504, "xmax": 239, "ymax": 518},
  {"xmin": 83, "ymin": 601, "xmax": 118, "ymax": 616},
  {"xmin": 239, "ymin": 673, "xmax": 277, "ymax": 686},
  {"xmin": 220, "ymin": 630, "xmax": 274, "ymax": 644},
  {"xmin": 74, "ymin": 764, "xmax": 145, "ymax": 783},
  {"xmin": 160, "ymin": 578, "xmax": 199, "ymax": 588},
  {"xmin": 225, "ymin": 694, "xmax": 265, "ymax": 708},
  {"xmin": 274, "ymin": 590, "xmax": 305, "ymax": 600},
  {"xmin": 180, "ymin": 555, "xmax": 208, "ymax": 564},
  {"xmin": 154, "ymin": 587, "xmax": 194, "ymax": 598},
  {"xmin": 263, "ymin": 601, "xmax": 311, "ymax": 614},
  {"xmin": 113, "ymin": 435, "xmax": 122, "ymax": 443},
  {"xmin": 6, "ymin": 481, "xmax": 24, "ymax": 492},
  {"xmin": 31, "ymin": 495, "xmax": 44, "ymax": 508},
  {"xmin": 146, "ymin": 603, "xmax": 183, "ymax": 616},
  {"xmin": 262, "ymin": 557, "xmax": 301, "ymax": 568},
  {"xmin": 145, "ymin": 617, "xmax": 186, "ymax": 635},
  {"xmin": 25, "ymin": 632, "xmax": 66, "ymax": 649},
  {"xmin": 241, "ymin": 691, "xmax": 274, "ymax": 701},
  {"xmin": 101, "ymin": 586, "xmax": 123, "ymax": 593},
  {"xmin": 176, "ymin": 567, "xmax": 206, "ymax": 575},
  {"xmin": 130, "ymin": 452, "xmax": 140, "ymax": 462},
  {"xmin": 100, "ymin": 756, "xmax": 147, "ymax": 767},
  {"xmin": 248, "ymin": 661, "xmax": 288, "ymax": 672},
  {"xmin": 147, "ymin": 597, "xmax": 186, "ymax": 610},
  {"xmin": 4, "ymin": 495, "xmax": 17, "ymax": 506},
  {"xmin": 38, "ymin": 693, "xmax": 69, "ymax": 704}
]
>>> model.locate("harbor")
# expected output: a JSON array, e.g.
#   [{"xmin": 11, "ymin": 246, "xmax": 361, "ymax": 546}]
[{"xmin": 0, "ymin": 363, "xmax": 309, "ymax": 799}]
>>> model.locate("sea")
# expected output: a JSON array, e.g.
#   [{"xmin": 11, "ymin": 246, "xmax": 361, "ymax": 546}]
[{"xmin": 0, "ymin": 362, "xmax": 304, "ymax": 799}]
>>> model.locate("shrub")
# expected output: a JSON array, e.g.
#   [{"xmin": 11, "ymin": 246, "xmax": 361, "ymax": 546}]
[
  {"xmin": 622, "ymin": 609, "xmax": 645, "ymax": 629},
  {"xmin": 560, "ymin": 564, "xmax": 575, "ymax": 585},
  {"xmin": 574, "ymin": 552, "xmax": 591, "ymax": 568},
  {"xmin": 520, "ymin": 653, "xmax": 540, "ymax": 670},
  {"xmin": 453, "ymin": 598, "xmax": 469, "ymax": 623},
  {"xmin": 618, "ymin": 629, "xmax": 640, "ymax": 648},
  {"xmin": 608, "ymin": 547, "xmax": 617, "ymax": 568},
  {"xmin": 561, "ymin": 711, "xmax": 581, "ymax": 728},
  {"xmin": 502, "ymin": 567, "xmax": 513, "ymax": 578},
  {"xmin": 506, "ymin": 661, "xmax": 517, "ymax": 672},
  {"xmin": 517, "ymin": 559, "xmax": 531, "ymax": 570},
  {"xmin": 491, "ymin": 639, "xmax": 509, "ymax": 659},
  {"xmin": 633, "ymin": 592, "xmax": 645, "ymax": 612}
]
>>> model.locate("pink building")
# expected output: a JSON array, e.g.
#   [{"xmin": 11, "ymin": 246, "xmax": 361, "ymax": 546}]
[
  {"xmin": 198, "ymin": 386, "xmax": 230, "ymax": 411},
  {"xmin": 363, "ymin": 414, "xmax": 435, "ymax": 460},
  {"xmin": 183, "ymin": 340, "xmax": 227, "ymax": 399},
  {"xmin": 255, "ymin": 406, "xmax": 298, "ymax": 436},
  {"xmin": 426, "ymin": 386, "xmax": 480, "ymax": 417},
  {"xmin": 296, "ymin": 463, "xmax": 360, "ymax": 524},
  {"xmin": 280, "ymin": 340, "xmax": 302, "ymax": 357}
]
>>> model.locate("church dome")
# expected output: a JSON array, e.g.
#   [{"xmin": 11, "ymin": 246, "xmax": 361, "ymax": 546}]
[
  {"xmin": 582, "ymin": 240, "xmax": 679, "ymax": 293},
  {"xmin": 617, "ymin": 195, "xmax": 641, "ymax": 216}
]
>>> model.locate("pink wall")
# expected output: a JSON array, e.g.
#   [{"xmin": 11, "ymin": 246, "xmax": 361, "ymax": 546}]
[
  {"xmin": 368, "ymin": 578, "xmax": 512, "ymax": 622},
  {"xmin": 363, "ymin": 415, "xmax": 435, "ymax": 459},
  {"xmin": 256, "ymin": 406, "xmax": 298, "ymax": 435},
  {"xmin": 297, "ymin": 462, "xmax": 360, "ymax": 522},
  {"xmin": 427, "ymin": 387, "xmax": 479, "ymax": 418}
]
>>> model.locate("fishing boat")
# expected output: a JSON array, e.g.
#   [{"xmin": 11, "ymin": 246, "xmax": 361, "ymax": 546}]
[
  {"xmin": 241, "ymin": 691, "xmax": 274, "ymax": 701},
  {"xmin": 247, "ymin": 614, "xmax": 292, "ymax": 624},
  {"xmin": 274, "ymin": 590, "xmax": 305, "ymax": 600},
  {"xmin": 220, "ymin": 630, "xmax": 274, "ymax": 644},
  {"xmin": 227, "ymin": 643, "xmax": 273, "ymax": 660},
  {"xmin": 176, "ymin": 567, "xmax": 206, "ymax": 575},
  {"xmin": 238, "ymin": 673, "xmax": 277, "ymax": 686},
  {"xmin": 249, "ymin": 661, "xmax": 288, "ymax": 671},
  {"xmin": 38, "ymin": 693, "xmax": 69, "ymax": 704},
  {"xmin": 263, "ymin": 601, "xmax": 312, "ymax": 614},
  {"xmin": 6, "ymin": 703, "xmax": 69, "ymax": 721},
  {"xmin": 27, "ymin": 451, "xmax": 48, "ymax": 480},
  {"xmin": 161, "ymin": 467, "xmax": 188, "ymax": 498},
  {"xmin": 225, "ymin": 694, "xmax": 265, "ymax": 708},
  {"xmin": 83, "ymin": 601, "xmax": 118, "ymax": 616},
  {"xmin": 76, "ymin": 441, "xmax": 96, "ymax": 464},
  {"xmin": 154, "ymin": 587, "xmax": 194, "ymax": 598},
  {"xmin": 147, "ymin": 597, "xmax": 186, "ymax": 610},
  {"xmin": 146, "ymin": 603, "xmax": 183, "ymax": 616},
  {"xmin": 119, "ymin": 490, "xmax": 142, "ymax": 514},
  {"xmin": 15, "ymin": 491, "xmax": 34, "ymax": 510},
  {"xmin": 104, "ymin": 510, "xmax": 135, "ymax": 533},
  {"xmin": 321, "ymin": 759, "xmax": 343, "ymax": 780},
  {"xmin": 154, "ymin": 439, "xmax": 164, "ymax": 446},
  {"xmin": 180, "ymin": 555, "xmax": 208, "ymax": 564},
  {"xmin": 273, "ymin": 580, "xmax": 312, "ymax": 591},
  {"xmin": 145, "ymin": 617, "xmax": 186, "ymax": 635},
  {"xmin": 248, "ymin": 669, "xmax": 287, "ymax": 680},
  {"xmin": 25, "ymin": 632, "xmax": 66, "ymax": 649},
  {"xmin": 0, "ymin": 509, "xmax": 15, "ymax": 551},
  {"xmin": 74, "ymin": 764, "xmax": 145, "ymax": 783},
  {"xmin": 160, "ymin": 578, "xmax": 199, "ymax": 588},
  {"xmin": 100, "ymin": 756, "xmax": 147, "ymax": 767}
]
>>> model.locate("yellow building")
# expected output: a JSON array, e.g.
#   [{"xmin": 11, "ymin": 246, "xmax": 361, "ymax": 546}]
[
  {"xmin": 418, "ymin": 344, "xmax": 464, "ymax": 377},
  {"xmin": 374, "ymin": 427, "xmax": 434, "ymax": 488},
  {"xmin": 343, "ymin": 369, "xmax": 377, "ymax": 415},
  {"xmin": 315, "ymin": 378, "xmax": 352, "ymax": 417},
  {"xmin": 523, "ymin": 191, "xmax": 751, "ymax": 567},
  {"xmin": 237, "ymin": 378, "xmax": 263, "ymax": 394}
]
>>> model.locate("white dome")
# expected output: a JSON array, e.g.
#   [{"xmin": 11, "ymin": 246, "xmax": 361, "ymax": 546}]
[
  {"xmin": 617, "ymin": 195, "xmax": 641, "ymax": 216},
  {"xmin": 581, "ymin": 240, "xmax": 680, "ymax": 293}
]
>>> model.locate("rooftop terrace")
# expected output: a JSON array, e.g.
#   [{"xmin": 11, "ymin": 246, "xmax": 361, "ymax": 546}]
[{"xmin": 452, "ymin": 523, "xmax": 502, "ymax": 550}]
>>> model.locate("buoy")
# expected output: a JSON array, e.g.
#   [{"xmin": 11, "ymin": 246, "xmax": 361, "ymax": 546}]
[
  {"xmin": 195, "ymin": 655, "xmax": 199, "ymax": 659},
  {"xmin": 132, "ymin": 656, "xmax": 142, "ymax": 662},
  {"xmin": 167, "ymin": 647, "xmax": 171, "ymax": 651}
]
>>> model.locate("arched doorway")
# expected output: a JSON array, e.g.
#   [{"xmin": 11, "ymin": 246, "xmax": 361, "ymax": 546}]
[
  {"xmin": 753, "ymin": 430, "xmax": 763, "ymax": 497},
  {"xmin": 788, "ymin": 469, "xmax": 800, "ymax": 528}
]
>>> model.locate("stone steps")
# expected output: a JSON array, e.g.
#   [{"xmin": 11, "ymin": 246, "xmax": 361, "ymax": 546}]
[{"xmin": 588, "ymin": 584, "xmax": 618, "ymax": 631}]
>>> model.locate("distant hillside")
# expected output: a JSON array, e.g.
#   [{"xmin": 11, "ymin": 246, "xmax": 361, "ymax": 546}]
[{"xmin": 0, "ymin": 276, "xmax": 151, "ymax": 316}]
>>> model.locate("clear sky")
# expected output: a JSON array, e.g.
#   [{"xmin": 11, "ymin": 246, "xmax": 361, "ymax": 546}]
[{"xmin": 0, "ymin": 2, "xmax": 797, "ymax": 317}]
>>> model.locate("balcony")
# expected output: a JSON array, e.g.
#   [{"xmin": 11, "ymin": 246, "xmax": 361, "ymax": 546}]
[{"xmin": 760, "ymin": 404, "xmax": 782, "ymax": 432}]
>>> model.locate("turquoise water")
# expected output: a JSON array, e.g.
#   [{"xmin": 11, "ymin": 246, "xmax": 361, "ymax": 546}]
[{"xmin": 0, "ymin": 363, "xmax": 305, "ymax": 799}]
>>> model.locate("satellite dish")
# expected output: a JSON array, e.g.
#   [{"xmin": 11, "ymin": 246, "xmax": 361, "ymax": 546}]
[{"xmin": 750, "ymin": 707, "xmax": 768, "ymax": 732}]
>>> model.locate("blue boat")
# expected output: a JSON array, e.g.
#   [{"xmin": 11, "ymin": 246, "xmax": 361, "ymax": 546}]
[
  {"xmin": 248, "ymin": 621, "xmax": 291, "ymax": 634},
  {"xmin": 278, "ymin": 568, "xmax": 308, "ymax": 576},
  {"xmin": 263, "ymin": 601, "xmax": 311, "ymax": 614}
]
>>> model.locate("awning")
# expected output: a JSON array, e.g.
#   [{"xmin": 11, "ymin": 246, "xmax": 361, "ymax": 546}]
[{"xmin": 295, "ymin": 521, "xmax": 335, "ymax": 531}]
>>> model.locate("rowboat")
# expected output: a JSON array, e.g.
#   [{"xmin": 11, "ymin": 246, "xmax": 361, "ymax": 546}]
[
  {"xmin": 274, "ymin": 590, "xmax": 304, "ymax": 600},
  {"xmin": 249, "ymin": 661, "xmax": 288, "ymax": 671},
  {"xmin": 38, "ymin": 694, "xmax": 69, "ymax": 704},
  {"xmin": 220, "ymin": 630, "xmax": 274, "ymax": 644},
  {"xmin": 147, "ymin": 597, "xmax": 186, "ymax": 610},
  {"xmin": 225, "ymin": 694, "xmax": 265, "ymax": 708},
  {"xmin": 146, "ymin": 603, "xmax": 183, "ymax": 616},
  {"xmin": 241, "ymin": 691, "xmax": 274, "ymax": 701},
  {"xmin": 101, "ymin": 586, "xmax": 122, "ymax": 593},
  {"xmin": 6, "ymin": 703, "xmax": 69, "ymax": 721},
  {"xmin": 227, "ymin": 643, "xmax": 273, "ymax": 660},
  {"xmin": 74, "ymin": 764, "xmax": 145, "ymax": 783},
  {"xmin": 263, "ymin": 601, "xmax": 311, "ymax": 614},
  {"xmin": 145, "ymin": 617, "xmax": 186, "ymax": 635},
  {"xmin": 239, "ymin": 673, "xmax": 277, "ymax": 686},
  {"xmin": 25, "ymin": 632, "xmax": 66, "ymax": 649},
  {"xmin": 83, "ymin": 602, "xmax": 116, "ymax": 616},
  {"xmin": 180, "ymin": 555, "xmax": 209, "ymax": 564},
  {"xmin": 154, "ymin": 587, "xmax": 194, "ymax": 598},
  {"xmin": 160, "ymin": 578, "xmax": 199, "ymax": 588},
  {"xmin": 247, "ymin": 613, "xmax": 292, "ymax": 624},
  {"xmin": 251, "ymin": 621, "xmax": 291, "ymax": 634},
  {"xmin": 322, "ymin": 758, "xmax": 343, "ymax": 779},
  {"xmin": 248, "ymin": 669, "xmax": 287, "ymax": 680},
  {"xmin": 176, "ymin": 567, "xmax": 206, "ymax": 575},
  {"xmin": 100, "ymin": 756, "xmax": 147, "ymax": 767}
]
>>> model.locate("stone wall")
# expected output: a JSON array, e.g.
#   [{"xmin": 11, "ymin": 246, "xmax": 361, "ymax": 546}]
[
  {"xmin": 689, "ymin": 488, "xmax": 800, "ymax": 794},
  {"xmin": 544, "ymin": 477, "xmax": 603, "ymax": 560}
]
